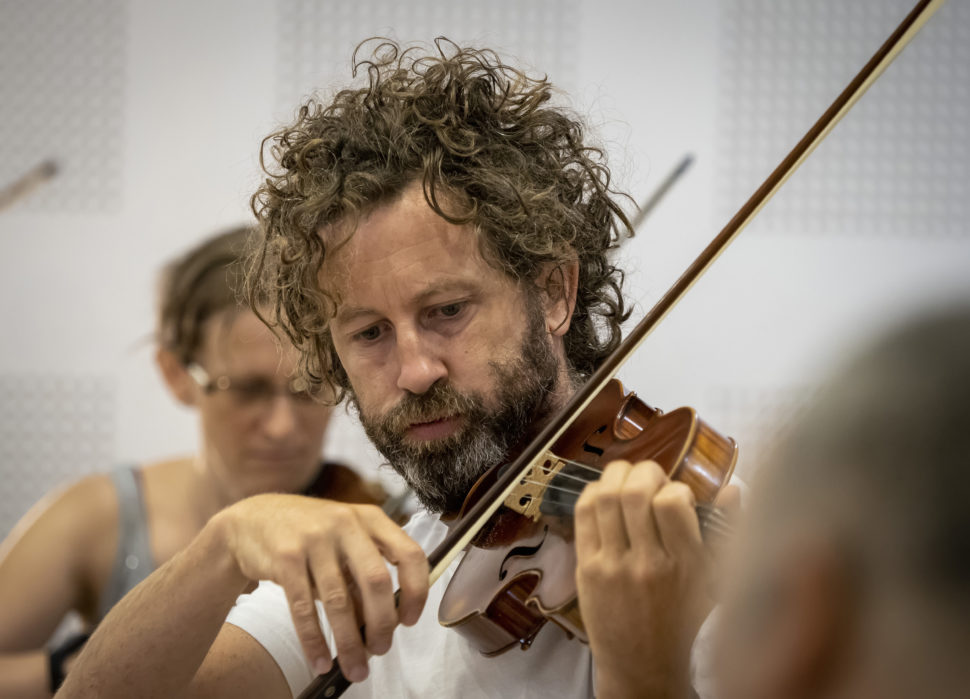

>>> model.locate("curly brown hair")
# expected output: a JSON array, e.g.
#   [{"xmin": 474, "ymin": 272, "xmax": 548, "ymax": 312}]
[{"xmin": 249, "ymin": 38, "xmax": 632, "ymax": 402}]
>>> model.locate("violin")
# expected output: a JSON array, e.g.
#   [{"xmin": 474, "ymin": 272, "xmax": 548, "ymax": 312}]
[
  {"xmin": 299, "ymin": 1, "xmax": 945, "ymax": 695},
  {"xmin": 438, "ymin": 378, "xmax": 736, "ymax": 654}
]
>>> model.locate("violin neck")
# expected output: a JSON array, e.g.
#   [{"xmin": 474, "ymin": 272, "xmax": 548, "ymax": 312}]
[{"xmin": 696, "ymin": 503, "xmax": 732, "ymax": 543}]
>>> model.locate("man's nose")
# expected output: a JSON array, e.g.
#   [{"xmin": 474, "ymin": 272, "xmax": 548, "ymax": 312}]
[
  {"xmin": 395, "ymin": 328, "xmax": 447, "ymax": 395},
  {"xmin": 262, "ymin": 394, "xmax": 298, "ymax": 439}
]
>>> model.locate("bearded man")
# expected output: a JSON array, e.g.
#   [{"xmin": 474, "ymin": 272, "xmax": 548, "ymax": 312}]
[{"xmin": 61, "ymin": 40, "xmax": 710, "ymax": 699}]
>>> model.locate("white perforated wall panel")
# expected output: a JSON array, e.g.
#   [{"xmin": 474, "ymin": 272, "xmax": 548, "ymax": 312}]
[
  {"xmin": 276, "ymin": 0, "xmax": 580, "ymax": 110},
  {"xmin": 0, "ymin": 0, "xmax": 126, "ymax": 213},
  {"xmin": 0, "ymin": 375, "xmax": 115, "ymax": 536},
  {"xmin": 717, "ymin": 0, "xmax": 969, "ymax": 236}
]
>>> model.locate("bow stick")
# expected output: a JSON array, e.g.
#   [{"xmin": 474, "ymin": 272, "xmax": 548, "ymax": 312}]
[
  {"xmin": 0, "ymin": 160, "xmax": 58, "ymax": 213},
  {"xmin": 628, "ymin": 153, "xmax": 694, "ymax": 232}
]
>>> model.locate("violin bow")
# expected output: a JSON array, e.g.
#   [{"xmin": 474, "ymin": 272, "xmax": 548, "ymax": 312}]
[
  {"xmin": 300, "ymin": 1, "xmax": 945, "ymax": 695},
  {"xmin": 627, "ymin": 153, "xmax": 694, "ymax": 233},
  {"xmin": 0, "ymin": 160, "xmax": 58, "ymax": 213}
]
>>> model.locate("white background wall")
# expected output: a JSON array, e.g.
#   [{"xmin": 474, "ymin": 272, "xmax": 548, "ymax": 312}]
[{"xmin": 0, "ymin": 0, "xmax": 967, "ymax": 538}]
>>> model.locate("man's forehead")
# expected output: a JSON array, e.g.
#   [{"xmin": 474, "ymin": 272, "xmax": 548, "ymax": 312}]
[
  {"xmin": 316, "ymin": 187, "xmax": 501, "ymax": 309},
  {"xmin": 318, "ymin": 187, "xmax": 444, "ymax": 258},
  {"xmin": 321, "ymin": 236, "xmax": 495, "ymax": 319}
]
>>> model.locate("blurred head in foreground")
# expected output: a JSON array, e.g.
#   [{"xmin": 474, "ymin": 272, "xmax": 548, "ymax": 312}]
[{"xmin": 716, "ymin": 304, "xmax": 970, "ymax": 699}]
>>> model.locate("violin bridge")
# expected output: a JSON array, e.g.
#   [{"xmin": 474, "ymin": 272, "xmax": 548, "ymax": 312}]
[{"xmin": 503, "ymin": 453, "xmax": 566, "ymax": 521}]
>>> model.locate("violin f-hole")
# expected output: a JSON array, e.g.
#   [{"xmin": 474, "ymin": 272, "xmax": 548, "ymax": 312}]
[
  {"xmin": 498, "ymin": 526, "xmax": 549, "ymax": 581},
  {"xmin": 581, "ymin": 424, "xmax": 609, "ymax": 458}
]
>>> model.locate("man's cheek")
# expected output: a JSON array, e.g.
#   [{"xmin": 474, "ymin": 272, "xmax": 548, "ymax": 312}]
[
  {"xmin": 355, "ymin": 391, "xmax": 391, "ymax": 429},
  {"xmin": 344, "ymin": 373, "xmax": 375, "ymax": 409}
]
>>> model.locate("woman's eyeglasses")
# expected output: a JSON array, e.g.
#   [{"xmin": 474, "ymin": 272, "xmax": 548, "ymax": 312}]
[{"xmin": 186, "ymin": 362, "xmax": 322, "ymax": 410}]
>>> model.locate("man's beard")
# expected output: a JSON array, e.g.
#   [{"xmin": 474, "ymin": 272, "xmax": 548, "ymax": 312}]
[{"xmin": 355, "ymin": 310, "xmax": 562, "ymax": 514}]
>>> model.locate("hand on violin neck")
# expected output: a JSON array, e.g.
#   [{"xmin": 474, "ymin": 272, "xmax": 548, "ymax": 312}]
[
  {"xmin": 574, "ymin": 460, "xmax": 713, "ymax": 699},
  {"xmin": 213, "ymin": 495, "xmax": 429, "ymax": 684}
]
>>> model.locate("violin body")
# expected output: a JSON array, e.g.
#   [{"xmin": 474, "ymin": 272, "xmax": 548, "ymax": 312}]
[{"xmin": 438, "ymin": 378, "xmax": 737, "ymax": 655}]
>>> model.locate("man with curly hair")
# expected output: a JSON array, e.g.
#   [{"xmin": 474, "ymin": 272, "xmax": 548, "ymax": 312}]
[{"xmin": 62, "ymin": 40, "xmax": 711, "ymax": 699}]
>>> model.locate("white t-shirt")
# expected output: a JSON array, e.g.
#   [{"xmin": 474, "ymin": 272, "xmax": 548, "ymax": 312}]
[{"xmin": 227, "ymin": 510, "xmax": 714, "ymax": 698}]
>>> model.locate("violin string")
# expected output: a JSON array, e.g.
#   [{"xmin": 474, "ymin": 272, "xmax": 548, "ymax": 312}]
[
  {"xmin": 519, "ymin": 477, "xmax": 735, "ymax": 524},
  {"xmin": 520, "ymin": 479, "xmax": 587, "ymax": 497},
  {"xmin": 533, "ymin": 467, "xmax": 596, "ymax": 486},
  {"xmin": 697, "ymin": 510, "xmax": 733, "ymax": 536},
  {"xmin": 697, "ymin": 502, "xmax": 730, "ymax": 523},
  {"xmin": 697, "ymin": 503, "xmax": 731, "ymax": 525},
  {"xmin": 517, "ymin": 478, "xmax": 734, "ymax": 536},
  {"xmin": 516, "ymin": 478, "xmax": 735, "ymax": 518},
  {"xmin": 699, "ymin": 519, "xmax": 728, "ymax": 531},
  {"xmin": 514, "ymin": 431, "xmax": 735, "ymax": 536},
  {"xmin": 697, "ymin": 514, "xmax": 733, "ymax": 537}
]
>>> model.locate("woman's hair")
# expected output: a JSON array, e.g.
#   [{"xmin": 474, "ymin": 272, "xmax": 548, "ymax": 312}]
[
  {"xmin": 248, "ymin": 38, "xmax": 633, "ymax": 402},
  {"xmin": 157, "ymin": 226, "xmax": 261, "ymax": 364}
]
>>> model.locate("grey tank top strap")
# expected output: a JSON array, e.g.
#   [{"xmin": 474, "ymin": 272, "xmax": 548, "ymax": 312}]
[{"xmin": 97, "ymin": 465, "xmax": 156, "ymax": 622}]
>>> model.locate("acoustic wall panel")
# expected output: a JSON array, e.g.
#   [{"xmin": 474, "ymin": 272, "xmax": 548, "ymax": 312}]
[
  {"xmin": 0, "ymin": 0, "xmax": 127, "ymax": 213},
  {"xmin": 276, "ymin": 0, "xmax": 580, "ymax": 112},
  {"xmin": 717, "ymin": 0, "xmax": 969, "ymax": 237},
  {"xmin": 0, "ymin": 375, "xmax": 115, "ymax": 539}
]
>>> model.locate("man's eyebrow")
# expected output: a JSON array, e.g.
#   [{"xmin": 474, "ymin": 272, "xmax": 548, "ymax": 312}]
[
  {"xmin": 333, "ymin": 305, "xmax": 379, "ymax": 326},
  {"xmin": 333, "ymin": 280, "xmax": 481, "ymax": 326},
  {"xmin": 411, "ymin": 280, "xmax": 480, "ymax": 305}
]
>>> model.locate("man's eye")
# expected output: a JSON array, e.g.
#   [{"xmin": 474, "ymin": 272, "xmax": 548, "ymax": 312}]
[
  {"xmin": 437, "ymin": 302, "xmax": 464, "ymax": 318},
  {"xmin": 356, "ymin": 325, "xmax": 383, "ymax": 342}
]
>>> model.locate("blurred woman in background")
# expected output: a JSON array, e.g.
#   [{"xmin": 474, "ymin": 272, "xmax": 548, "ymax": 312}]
[{"xmin": 0, "ymin": 227, "xmax": 384, "ymax": 698}]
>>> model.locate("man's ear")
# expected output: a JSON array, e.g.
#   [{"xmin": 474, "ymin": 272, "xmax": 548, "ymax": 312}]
[
  {"xmin": 537, "ymin": 259, "xmax": 579, "ymax": 338},
  {"xmin": 155, "ymin": 347, "xmax": 198, "ymax": 407}
]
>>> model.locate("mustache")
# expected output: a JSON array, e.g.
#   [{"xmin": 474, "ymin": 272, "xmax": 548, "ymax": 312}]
[{"xmin": 374, "ymin": 381, "xmax": 482, "ymax": 436}]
